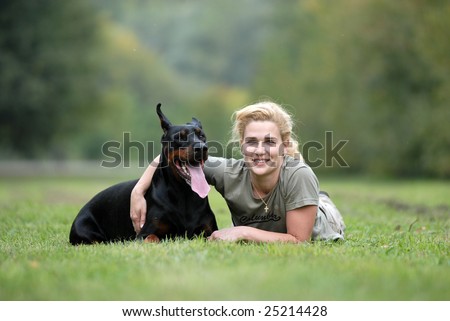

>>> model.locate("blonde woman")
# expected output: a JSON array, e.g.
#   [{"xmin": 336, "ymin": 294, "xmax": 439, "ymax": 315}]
[{"xmin": 130, "ymin": 101, "xmax": 345, "ymax": 243}]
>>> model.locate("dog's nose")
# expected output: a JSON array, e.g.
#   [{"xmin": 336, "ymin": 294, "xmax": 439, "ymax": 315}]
[{"xmin": 193, "ymin": 143, "xmax": 208, "ymax": 160}]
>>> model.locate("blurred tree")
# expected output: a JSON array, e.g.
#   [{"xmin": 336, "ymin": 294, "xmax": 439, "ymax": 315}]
[
  {"xmin": 0, "ymin": 0, "xmax": 185, "ymax": 160},
  {"xmin": 413, "ymin": 0, "xmax": 450, "ymax": 177},
  {"xmin": 251, "ymin": 0, "xmax": 450, "ymax": 177},
  {"xmin": 0, "ymin": 0, "xmax": 108, "ymax": 158},
  {"xmin": 94, "ymin": 0, "xmax": 274, "ymax": 88},
  {"xmin": 1, "ymin": 0, "xmax": 448, "ymax": 178}
]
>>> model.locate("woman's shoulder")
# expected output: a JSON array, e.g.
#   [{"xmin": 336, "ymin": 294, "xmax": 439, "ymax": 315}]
[
  {"xmin": 283, "ymin": 156, "xmax": 313, "ymax": 172},
  {"xmin": 279, "ymin": 156, "xmax": 319, "ymax": 197},
  {"xmin": 204, "ymin": 156, "xmax": 246, "ymax": 191},
  {"xmin": 281, "ymin": 156, "xmax": 318, "ymax": 183},
  {"xmin": 205, "ymin": 156, "xmax": 245, "ymax": 174}
]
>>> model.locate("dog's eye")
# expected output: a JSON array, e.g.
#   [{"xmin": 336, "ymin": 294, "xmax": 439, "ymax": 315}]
[
  {"xmin": 175, "ymin": 130, "xmax": 188, "ymax": 141},
  {"xmin": 195, "ymin": 128, "xmax": 206, "ymax": 141}
]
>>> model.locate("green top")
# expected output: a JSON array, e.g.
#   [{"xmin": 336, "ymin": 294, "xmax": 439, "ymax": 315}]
[
  {"xmin": 204, "ymin": 156, "xmax": 320, "ymax": 233},
  {"xmin": 204, "ymin": 156, "xmax": 345, "ymax": 241}
]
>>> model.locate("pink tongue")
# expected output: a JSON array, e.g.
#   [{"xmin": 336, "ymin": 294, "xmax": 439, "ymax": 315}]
[{"xmin": 187, "ymin": 165, "xmax": 210, "ymax": 198}]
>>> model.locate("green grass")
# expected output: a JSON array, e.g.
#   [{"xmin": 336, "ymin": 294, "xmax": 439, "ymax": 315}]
[{"xmin": 0, "ymin": 176, "xmax": 448, "ymax": 300}]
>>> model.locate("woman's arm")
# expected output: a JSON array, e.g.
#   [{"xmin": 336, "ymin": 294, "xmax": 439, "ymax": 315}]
[
  {"xmin": 208, "ymin": 205, "xmax": 317, "ymax": 243},
  {"xmin": 130, "ymin": 155, "xmax": 160, "ymax": 233}
]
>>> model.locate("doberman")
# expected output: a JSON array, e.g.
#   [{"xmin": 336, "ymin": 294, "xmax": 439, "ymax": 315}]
[{"xmin": 69, "ymin": 103, "xmax": 218, "ymax": 245}]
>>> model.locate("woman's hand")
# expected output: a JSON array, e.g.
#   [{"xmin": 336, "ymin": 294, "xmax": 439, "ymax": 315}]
[
  {"xmin": 130, "ymin": 187, "xmax": 147, "ymax": 234},
  {"xmin": 208, "ymin": 226, "xmax": 248, "ymax": 242}
]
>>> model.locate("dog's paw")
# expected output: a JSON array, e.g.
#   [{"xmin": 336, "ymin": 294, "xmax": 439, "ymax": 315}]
[{"xmin": 144, "ymin": 234, "xmax": 160, "ymax": 243}]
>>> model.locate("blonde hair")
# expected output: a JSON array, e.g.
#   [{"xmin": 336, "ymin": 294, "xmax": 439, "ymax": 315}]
[{"xmin": 231, "ymin": 101, "xmax": 301, "ymax": 158}]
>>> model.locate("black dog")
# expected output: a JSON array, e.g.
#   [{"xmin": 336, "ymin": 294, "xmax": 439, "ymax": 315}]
[{"xmin": 69, "ymin": 104, "xmax": 218, "ymax": 245}]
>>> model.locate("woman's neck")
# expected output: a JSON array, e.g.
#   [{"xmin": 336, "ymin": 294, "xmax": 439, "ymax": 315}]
[{"xmin": 249, "ymin": 166, "xmax": 281, "ymax": 196}]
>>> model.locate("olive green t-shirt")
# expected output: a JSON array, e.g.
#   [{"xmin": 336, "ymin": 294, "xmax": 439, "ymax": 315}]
[{"xmin": 203, "ymin": 156, "xmax": 320, "ymax": 233}]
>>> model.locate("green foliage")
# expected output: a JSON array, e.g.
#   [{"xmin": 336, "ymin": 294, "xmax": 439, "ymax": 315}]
[
  {"xmin": 0, "ymin": 0, "xmax": 106, "ymax": 157},
  {"xmin": 0, "ymin": 0, "xmax": 449, "ymax": 177},
  {"xmin": 251, "ymin": 0, "xmax": 450, "ymax": 177},
  {"xmin": 0, "ymin": 0, "xmax": 187, "ymax": 159},
  {"xmin": 0, "ymin": 177, "xmax": 449, "ymax": 300},
  {"xmin": 94, "ymin": 0, "xmax": 273, "ymax": 88}
]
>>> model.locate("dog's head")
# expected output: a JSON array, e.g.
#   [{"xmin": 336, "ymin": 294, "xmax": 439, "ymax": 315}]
[{"xmin": 156, "ymin": 103, "xmax": 210, "ymax": 198}]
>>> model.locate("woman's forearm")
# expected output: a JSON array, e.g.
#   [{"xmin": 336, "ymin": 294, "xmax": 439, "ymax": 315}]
[
  {"xmin": 130, "ymin": 155, "xmax": 160, "ymax": 233},
  {"xmin": 239, "ymin": 226, "xmax": 301, "ymax": 243},
  {"xmin": 208, "ymin": 226, "xmax": 304, "ymax": 243},
  {"xmin": 132, "ymin": 155, "xmax": 160, "ymax": 195}
]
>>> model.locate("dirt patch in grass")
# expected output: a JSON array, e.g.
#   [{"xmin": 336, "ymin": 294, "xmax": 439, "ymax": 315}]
[{"xmin": 381, "ymin": 198, "xmax": 449, "ymax": 219}]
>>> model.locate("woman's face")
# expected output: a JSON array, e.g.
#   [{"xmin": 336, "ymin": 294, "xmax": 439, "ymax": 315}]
[{"xmin": 241, "ymin": 120, "xmax": 286, "ymax": 177}]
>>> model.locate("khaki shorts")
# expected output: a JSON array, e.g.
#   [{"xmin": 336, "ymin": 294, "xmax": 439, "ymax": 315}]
[{"xmin": 312, "ymin": 192, "xmax": 346, "ymax": 241}]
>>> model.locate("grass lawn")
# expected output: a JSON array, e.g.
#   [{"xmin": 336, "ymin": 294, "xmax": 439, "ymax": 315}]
[{"xmin": 0, "ymin": 176, "xmax": 448, "ymax": 300}]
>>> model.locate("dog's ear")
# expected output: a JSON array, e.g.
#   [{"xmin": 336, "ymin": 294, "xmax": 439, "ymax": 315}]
[
  {"xmin": 191, "ymin": 117, "xmax": 203, "ymax": 129},
  {"xmin": 156, "ymin": 103, "xmax": 172, "ymax": 134}
]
